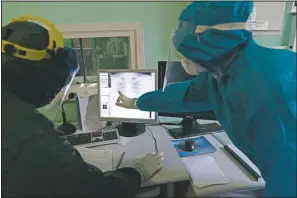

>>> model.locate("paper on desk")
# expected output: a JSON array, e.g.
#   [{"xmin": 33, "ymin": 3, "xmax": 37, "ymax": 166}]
[
  {"xmin": 118, "ymin": 136, "xmax": 135, "ymax": 146},
  {"xmin": 76, "ymin": 147, "xmax": 113, "ymax": 172},
  {"xmin": 182, "ymin": 156, "xmax": 230, "ymax": 188}
]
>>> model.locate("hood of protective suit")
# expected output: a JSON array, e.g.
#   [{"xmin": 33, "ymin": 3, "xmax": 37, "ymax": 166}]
[{"xmin": 174, "ymin": 2, "xmax": 254, "ymax": 73}]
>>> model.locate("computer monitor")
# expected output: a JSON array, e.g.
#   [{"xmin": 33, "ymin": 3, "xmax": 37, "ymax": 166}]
[
  {"xmin": 98, "ymin": 69, "xmax": 158, "ymax": 137},
  {"xmin": 158, "ymin": 61, "xmax": 222, "ymax": 138}
]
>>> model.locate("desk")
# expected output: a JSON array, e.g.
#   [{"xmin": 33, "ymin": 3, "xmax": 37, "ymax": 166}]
[
  {"xmin": 91, "ymin": 125, "xmax": 190, "ymax": 196},
  {"xmin": 164, "ymin": 120, "xmax": 265, "ymax": 196},
  {"xmin": 185, "ymin": 134, "xmax": 265, "ymax": 197},
  {"xmin": 83, "ymin": 122, "xmax": 265, "ymax": 197}
]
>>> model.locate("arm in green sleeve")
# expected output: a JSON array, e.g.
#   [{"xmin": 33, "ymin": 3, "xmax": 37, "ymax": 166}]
[{"xmin": 136, "ymin": 72, "xmax": 213, "ymax": 113}]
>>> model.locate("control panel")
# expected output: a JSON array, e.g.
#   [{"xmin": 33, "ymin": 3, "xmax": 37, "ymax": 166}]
[{"xmin": 65, "ymin": 128, "xmax": 120, "ymax": 147}]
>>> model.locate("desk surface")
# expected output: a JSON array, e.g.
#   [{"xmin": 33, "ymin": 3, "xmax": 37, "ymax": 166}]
[
  {"xmin": 187, "ymin": 134, "xmax": 265, "ymax": 197},
  {"xmin": 93, "ymin": 125, "xmax": 190, "ymax": 187},
  {"xmin": 164, "ymin": 120, "xmax": 265, "ymax": 196},
  {"xmin": 91, "ymin": 122, "xmax": 265, "ymax": 196}
]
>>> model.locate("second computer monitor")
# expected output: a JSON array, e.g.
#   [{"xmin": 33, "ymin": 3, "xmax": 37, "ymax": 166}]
[{"xmin": 98, "ymin": 69, "xmax": 158, "ymax": 124}]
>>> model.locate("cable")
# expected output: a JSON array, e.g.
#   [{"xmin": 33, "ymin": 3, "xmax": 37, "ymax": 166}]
[
  {"xmin": 157, "ymin": 122, "xmax": 182, "ymax": 126},
  {"xmin": 146, "ymin": 122, "xmax": 182, "ymax": 126},
  {"xmin": 146, "ymin": 126, "xmax": 159, "ymax": 153},
  {"xmin": 147, "ymin": 124, "xmax": 179, "ymax": 140},
  {"xmin": 146, "ymin": 122, "xmax": 182, "ymax": 128}
]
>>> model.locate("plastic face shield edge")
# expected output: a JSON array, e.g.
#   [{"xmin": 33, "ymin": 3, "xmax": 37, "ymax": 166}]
[
  {"xmin": 38, "ymin": 49, "xmax": 80, "ymax": 122},
  {"xmin": 163, "ymin": 21, "xmax": 203, "ymax": 92},
  {"xmin": 1, "ymin": 15, "xmax": 80, "ymax": 122}
]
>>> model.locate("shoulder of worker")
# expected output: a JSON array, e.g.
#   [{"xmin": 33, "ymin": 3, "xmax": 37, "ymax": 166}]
[
  {"xmin": 242, "ymin": 41, "xmax": 296, "ymax": 99},
  {"xmin": 224, "ymin": 41, "xmax": 296, "ymax": 121},
  {"xmin": 245, "ymin": 41, "xmax": 296, "ymax": 81}
]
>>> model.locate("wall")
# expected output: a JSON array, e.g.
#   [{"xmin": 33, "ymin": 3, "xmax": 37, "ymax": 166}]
[
  {"xmin": 286, "ymin": 2, "xmax": 296, "ymax": 48},
  {"xmin": 2, "ymin": 1, "xmax": 294, "ymax": 65},
  {"xmin": 253, "ymin": 1, "xmax": 295, "ymax": 47},
  {"xmin": 2, "ymin": 1, "xmax": 186, "ymax": 123},
  {"xmin": 2, "ymin": 2, "xmax": 294, "ymax": 124},
  {"xmin": 2, "ymin": 1, "xmax": 185, "ymax": 68}
]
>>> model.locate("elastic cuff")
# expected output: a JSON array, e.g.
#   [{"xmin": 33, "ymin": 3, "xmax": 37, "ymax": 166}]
[{"xmin": 132, "ymin": 98, "xmax": 138, "ymax": 109}]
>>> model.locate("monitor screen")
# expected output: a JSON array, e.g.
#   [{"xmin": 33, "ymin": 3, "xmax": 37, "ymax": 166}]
[{"xmin": 98, "ymin": 69, "xmax": 158, "ymax": 123}]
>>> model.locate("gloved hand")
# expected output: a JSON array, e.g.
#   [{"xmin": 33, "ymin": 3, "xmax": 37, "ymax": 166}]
[
  {"xmin": 115, "ymin": 91, "xmax": 138, "ymax": 109},
  {"xmin": 132, "ymin": 152, "xmax": 164, "ymax": 182}
]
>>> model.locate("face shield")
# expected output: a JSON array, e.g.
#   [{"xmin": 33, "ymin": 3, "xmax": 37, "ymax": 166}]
[
  {"xmin": 37, "ymin": 48, "xmax": 80, "ymax": 122},
  {"xmin": 163, "ymin": 20, "xmax": 248, "ymax": 91},
  {"xmin": 2, "ymin": 15, "xmax": 80, "ymax": 122},
  {"xmin": 163, "ymin": 31, "xmax": 198, "ymax": 91}
]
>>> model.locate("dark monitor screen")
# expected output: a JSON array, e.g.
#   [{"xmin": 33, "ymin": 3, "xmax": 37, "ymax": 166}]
[{"xmin": 157, "ymin": 61, "xmax": 216, "ymax": 120}]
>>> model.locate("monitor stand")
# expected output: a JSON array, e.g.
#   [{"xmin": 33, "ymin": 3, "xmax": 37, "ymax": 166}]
[
  {"xmin": 116, "ymin": 122, "xmax": 146, "ymax": 137},
  {"xmin": 168, "ymin": 117, "xmax": 223, "ymax": 139}
]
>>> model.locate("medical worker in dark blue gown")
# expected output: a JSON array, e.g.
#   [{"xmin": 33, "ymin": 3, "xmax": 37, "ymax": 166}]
[
  {"xmin": 116, "ymin": 2, "xmax": 296, "ymax": 196},
  {"xmin": 2, "ymin": 16, "xmax": 164, "ymax": 197}
]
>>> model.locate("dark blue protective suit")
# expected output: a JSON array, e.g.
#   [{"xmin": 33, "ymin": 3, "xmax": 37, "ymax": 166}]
[
  {"xmin": 137, "ymin": 2, "xmax": 296, "ymax": 196},
  {"xmin": 2, "ymin": 18, "xmax": 141, "ymax": 197}
]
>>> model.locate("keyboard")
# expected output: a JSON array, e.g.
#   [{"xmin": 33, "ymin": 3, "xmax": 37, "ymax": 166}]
[{"xmin": 65, "ymin": 128, "xmax": 120, "ymax": 147}]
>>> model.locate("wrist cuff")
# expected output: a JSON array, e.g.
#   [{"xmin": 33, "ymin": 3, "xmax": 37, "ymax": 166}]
[{"xmin": 132, "ymin": 98, "xmax": 138, "ymax": 109}]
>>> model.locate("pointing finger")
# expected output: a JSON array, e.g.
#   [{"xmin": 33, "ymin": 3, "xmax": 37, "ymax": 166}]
[
  {"xmin": 115, "ymin": 102, "xmax": 125, "ymax": 108},
  {"xmin": 118, "ymin": 90, "xmax": 124, "ymax": 97}
]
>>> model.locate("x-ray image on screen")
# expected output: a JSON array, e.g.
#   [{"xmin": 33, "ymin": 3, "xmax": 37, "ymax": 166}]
[{"xmin": 99, "ymin": 71, "xmax": 156, "ymax": 121}]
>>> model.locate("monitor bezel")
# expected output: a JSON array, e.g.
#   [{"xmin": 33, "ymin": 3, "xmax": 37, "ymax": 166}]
[{"xmin": 97, "ymin": 69, "xmax": 158, "ymax": 124}]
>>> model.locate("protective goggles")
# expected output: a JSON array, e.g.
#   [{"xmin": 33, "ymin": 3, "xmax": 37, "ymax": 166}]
[{"xmin": 174, "ymin": 20, "xmax": 247, "ymax": 47}]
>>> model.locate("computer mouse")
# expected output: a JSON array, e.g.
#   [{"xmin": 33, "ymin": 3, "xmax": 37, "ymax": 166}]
[{"xmin": 184, "ymin": 138, "xmax": 195, "ymax": 152}]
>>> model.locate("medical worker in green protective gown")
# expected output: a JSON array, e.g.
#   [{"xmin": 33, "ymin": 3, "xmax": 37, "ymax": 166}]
[{"xmin": 116, "ymin": 2, "xmax": 296, "ymax": 197}]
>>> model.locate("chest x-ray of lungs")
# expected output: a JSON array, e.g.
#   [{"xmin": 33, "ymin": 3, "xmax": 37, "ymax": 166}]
[
  {"xmin": 109, "ymin": 72, "xmax": 155, "ymax": 119},
  {"xmin": 163, "ymin": 61, "xmax": 196, "ymax": 90}
]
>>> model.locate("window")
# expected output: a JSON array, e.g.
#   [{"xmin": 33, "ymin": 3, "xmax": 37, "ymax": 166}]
[{"xmin": 58, "ymin": 23, "xmax": 144, "ymax": 83}]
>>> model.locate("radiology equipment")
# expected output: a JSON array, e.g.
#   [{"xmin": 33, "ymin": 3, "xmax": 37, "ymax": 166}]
[
  {"xmin": 158, "ymin": 61, "xmax": 222, "ymax": 138},
  {"xmin": 98, "ymin": 69, "xmax": 158, "ymax": 137}
]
